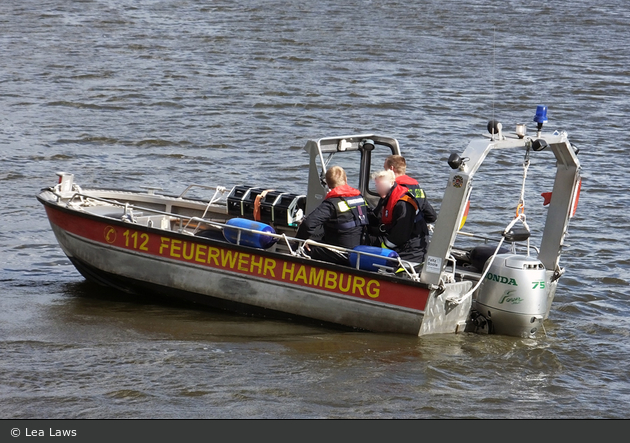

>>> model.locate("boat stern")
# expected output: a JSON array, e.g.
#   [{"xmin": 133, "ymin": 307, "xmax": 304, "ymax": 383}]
[{"xmin": 419, "ymin": 281, "xmax": 473, "ymax": 336}]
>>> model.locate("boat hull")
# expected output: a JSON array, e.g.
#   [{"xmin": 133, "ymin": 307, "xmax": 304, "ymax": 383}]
[{"xmin": 41, "ymin": 197, "xmax": 434, "ymax": 334}]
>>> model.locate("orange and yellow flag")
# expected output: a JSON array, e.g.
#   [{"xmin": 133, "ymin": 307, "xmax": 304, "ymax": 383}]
[{"xmin": 459, "ymin": 200, "xmax": 470, "ymax": 230}]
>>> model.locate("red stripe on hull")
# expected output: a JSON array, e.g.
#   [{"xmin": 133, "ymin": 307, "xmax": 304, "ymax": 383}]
[{"xmin": 44, "ymin": 204, "xmax": 429, "ymax": 311}]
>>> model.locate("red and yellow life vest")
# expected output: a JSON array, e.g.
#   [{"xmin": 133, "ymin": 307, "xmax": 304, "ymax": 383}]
[
  {"xmin": 325, "ymin": 184, "xmax": 361, "ymax": 200},
  {"xmin": 325, "ymin": 184, "xmax": 368, "ymax": 231},
  {"xmin": 381, "ymin": 183, "xmax": 419, "ymax": 225},
  {"xmin": 395, "ymin": 175, "xmax": 426, "ymax": 200}
]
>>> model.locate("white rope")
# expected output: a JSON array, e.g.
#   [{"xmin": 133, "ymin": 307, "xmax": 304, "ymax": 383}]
[
  {"xmin": 519, "ymin": 147, "xmax": 530, "ymax": 208},
  {"xmin": 516, "ymin": 146, "xmax": 531, "ymax": 255},
  {"xmin": 191, "ymin": 186, "xmax": 227, "ymax": 235},
  {"xmin": 280, "ymin": 234, "xmax": 296, "ymax": 256},
  {"xmin": 394, "ymin": 257, "xmax": 421, "ymax": 281},
  {"xmin": 446, "ymin": 214, "xmax": 524, "ymax": 306},
  {"xmin": 446, "ymin": 149, "xmax": 535, "ymax": 305}
]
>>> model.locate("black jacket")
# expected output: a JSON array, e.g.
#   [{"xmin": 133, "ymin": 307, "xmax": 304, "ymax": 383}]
[
  {"xmin": 296, "ymin": 196, "xmax": 367, "ymax": 249},
  {"xmin": 368, "ymin": 185, "xmax": 437, "ymax": 263}
]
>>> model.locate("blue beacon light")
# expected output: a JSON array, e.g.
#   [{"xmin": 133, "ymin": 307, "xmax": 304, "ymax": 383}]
[{"xmin": 534, "ymin": 105, "xmax": 548, "ymax": 136}]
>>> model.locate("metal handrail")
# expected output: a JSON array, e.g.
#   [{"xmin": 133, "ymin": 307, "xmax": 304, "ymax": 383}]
[
  {"xmin": 457, "ymin": 230, "xmax": 540, "ymax": 254},
  {"xmin": 457, "ymin": 230, "xmax": 501, "ymax": 244},
  {"xmin": 66, "ymin": 193, "xmax": 192, "ymax": 224},
  {"xmin": 58, "ymin": 190, "xmax": 416, "ymax": 278},
  {"xmin": 180, "ymin": 218, "xmax": 415, "ymax": 277},
  {"xmin": 177, "ymin": 184, "xmax": 230, "ymax": 200}
]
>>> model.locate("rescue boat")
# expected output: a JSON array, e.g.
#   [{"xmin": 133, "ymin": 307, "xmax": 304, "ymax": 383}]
[{"xmin": 37, "ymin": 106, "xmax": 581, "ymax": 337}]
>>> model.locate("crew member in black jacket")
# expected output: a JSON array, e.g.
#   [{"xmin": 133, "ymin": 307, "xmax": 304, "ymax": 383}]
[
  {"xmin": 369, "ymin": 169, "xmax": 437, "ymax": 264},
  {"xmin": 296, "ymin": 166, "xmax": 369, "ymax": 265}
]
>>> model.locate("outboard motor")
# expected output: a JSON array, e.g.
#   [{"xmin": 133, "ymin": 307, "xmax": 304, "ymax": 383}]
[{"xmin": 473, "ymin": 254, "xmax": 548, "ymax": 338}]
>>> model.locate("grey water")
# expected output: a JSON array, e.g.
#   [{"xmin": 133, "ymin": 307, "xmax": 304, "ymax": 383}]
[{"xmin": 1, "ymin": 0, "xmax": 629, "ymax": 418}]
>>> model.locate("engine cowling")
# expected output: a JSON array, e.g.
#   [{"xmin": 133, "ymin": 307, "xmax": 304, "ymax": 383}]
[{"xmin": 473, "ymin": 254, "xmax": 548, "ymax": 337}]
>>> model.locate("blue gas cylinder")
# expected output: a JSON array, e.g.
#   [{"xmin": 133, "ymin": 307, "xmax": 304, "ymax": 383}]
[
  {"xmin": 349, "ymin": 245, "xmax": 399, "ymax": 272},
  {"xmin": 223, "ymin": 218, "xmax": 278, "ymax": 249}
]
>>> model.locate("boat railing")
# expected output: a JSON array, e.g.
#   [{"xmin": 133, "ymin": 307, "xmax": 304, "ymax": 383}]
[
  {"xmin": 457, "ymin": 230, "xmax": 540, "ymax": 254},
  {"xmin": 58, "ymin": 190, "xmax": 420, "ymax": 280},
  {"xmin": 176, "ymin": 184, "xmax": 230, "ymax": 202},
  {"xmin": 179, "ymin": 217, "xmax": 420, "ymax": 280}
]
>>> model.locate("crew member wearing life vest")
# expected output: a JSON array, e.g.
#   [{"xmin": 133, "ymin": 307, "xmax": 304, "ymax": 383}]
[
  {"xmin": 384, "ymin": 154, "xmax": 427, "ymax": 201},
  {"xmin": 384, "ymin": 154, "xmax": 437, "ymax": 255},
  {"xmin": 296, "ymin": 166, "xmax": 369, "ymax": 265},
  {"xmin": 368, "ymin": 169, "xmax": 437, "ymax": 264}
]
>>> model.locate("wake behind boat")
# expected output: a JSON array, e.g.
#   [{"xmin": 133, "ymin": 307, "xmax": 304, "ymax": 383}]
[{"xmin": 37, "ymin": 106, "xmax": 581, "ymax": 337}]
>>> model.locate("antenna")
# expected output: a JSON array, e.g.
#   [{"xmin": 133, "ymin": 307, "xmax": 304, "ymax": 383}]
[
  {"xmin": 486, "ymin": 28, "xmax": 503, "ymax": 141},
  {"xmin": 492, "ymin": 27, "xmax": 496, "ymax": 134}
]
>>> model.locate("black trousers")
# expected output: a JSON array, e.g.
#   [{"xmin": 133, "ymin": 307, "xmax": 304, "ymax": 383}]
[
  {"xmin": 308, "ymin": 245, "xmax": 351, "ymax": 266},
  {"xmin": 366, "ymin": 235, "xmax": 428, "ymax": 264}
]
